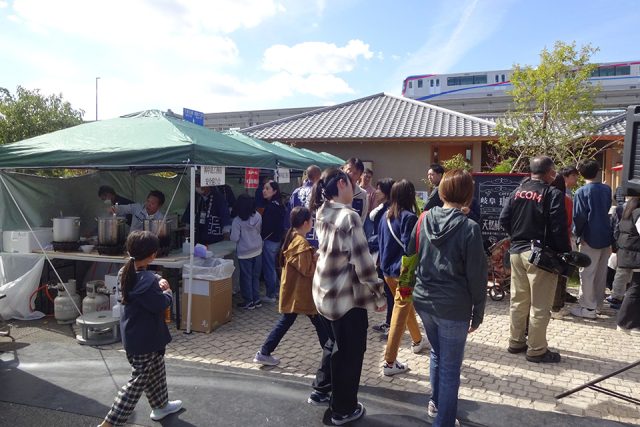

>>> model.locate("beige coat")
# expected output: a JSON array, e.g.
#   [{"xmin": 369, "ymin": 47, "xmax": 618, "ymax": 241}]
[{"xmin": 279, "ymin": 232, "xmax": 318, "ymax": 315}]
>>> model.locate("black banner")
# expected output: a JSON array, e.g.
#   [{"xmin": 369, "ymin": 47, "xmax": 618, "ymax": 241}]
[{"xmin": 473, "ymin": 173, "xmax": 527, "ymax": 244}]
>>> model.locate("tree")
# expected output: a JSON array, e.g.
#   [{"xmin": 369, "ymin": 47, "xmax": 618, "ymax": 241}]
[
  {"xmin": 442, "ymin": 153, "xmax": 472, "ymax": 172},
  {"xmin": 493, "ymin": 41, "xmax": 604, "ymax": 172},
  {"xmin": 0, "ymin": 86, "xmax": 84, "ymax": 145}
]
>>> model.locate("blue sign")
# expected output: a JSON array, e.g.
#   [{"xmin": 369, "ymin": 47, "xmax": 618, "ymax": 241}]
[{"xmin": 183, "ymin": 108, "xmax": 204, "ymax": 126}]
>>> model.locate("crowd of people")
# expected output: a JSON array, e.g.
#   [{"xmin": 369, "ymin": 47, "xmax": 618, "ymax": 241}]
[{"xmin": 98, "ymin": 155, "xmax": 640, "ymax": 427}]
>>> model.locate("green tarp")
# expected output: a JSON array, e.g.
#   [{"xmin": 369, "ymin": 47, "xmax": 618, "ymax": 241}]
[
  {"xmin": 271, "ymin": 142, "xmax": 343, "ymax": 169},
  {"xmin": 0, "ymin": 110, "xmax": 277, "ymax": 169}
]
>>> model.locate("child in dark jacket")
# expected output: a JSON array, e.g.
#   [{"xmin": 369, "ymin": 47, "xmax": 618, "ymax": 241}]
[{"xmin": 99, "ymin": 231, "xmax": 181, "ymax": 427}]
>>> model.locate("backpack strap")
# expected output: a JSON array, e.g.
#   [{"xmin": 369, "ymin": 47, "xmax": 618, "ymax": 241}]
[{"xmin": 416, "ymin": 211, "xmax": 427, "ymax": 253}]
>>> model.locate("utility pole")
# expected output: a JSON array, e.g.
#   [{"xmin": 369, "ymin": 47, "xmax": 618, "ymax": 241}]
[{"xmin": 95, "ymin": 77, "xmax": 100, "ymax": 121}]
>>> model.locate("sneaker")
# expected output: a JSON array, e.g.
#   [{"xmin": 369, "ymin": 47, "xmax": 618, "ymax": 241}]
[
  {"xmin": 372, "ymin": 323, "xmax": 390, "ymax": 334},
  {"xmin": 526, "ymin": 350, "xmax": 561, "ymax": 363},
  {"xmin": 411, "ymin": 339, "xmax": 426, "ymax": 354},
  {"xmin": 253, "ymin": 300, "xmax": 263, "ymax": 308},
  {"xmin": 262, "ymin": 295, "xmax": 277, "ymax": 303},
  {"xmin": 150, "ymin": 400, "xmax": 183, "ymax": 421},
  {"xmin": 606, "ymin": 296, "xmax": 623, "ymax": 309},
  {"xmin": 570, "ymin": 306, "xmax": 597, "ymax": 319},
  {"xmin": 307, "ymin": 390, "xmax": 331, "ymax": 406},
  {"xmin": 427, "ymin": 401, "xmax": 460, "ymax": 427},
  {"xmin": 331, "ymin": 402, "xmax": 365, "ymax": 425},
  {"xmin": 383, "ymin": 360, "xmax": 409, "ymax": 376},
  {"xmin": 236, "ymin": 301, "xmax": 255, "ymax": 310},
  {"xmin": 253, "ymin": 351, "xmax": 280, "ymax": 366}
]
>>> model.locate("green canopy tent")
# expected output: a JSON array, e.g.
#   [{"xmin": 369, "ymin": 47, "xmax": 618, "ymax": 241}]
[
  {"xmin": 0, "ymin": 110, "xmax": 285, "ymax": 333},
  {"xmin": 270, "ymin": 141, "xmax": 343, "ymax": 170},
  {"xmin": 0, "ymin": 110, "xmax": 278, "ymax": 170}
]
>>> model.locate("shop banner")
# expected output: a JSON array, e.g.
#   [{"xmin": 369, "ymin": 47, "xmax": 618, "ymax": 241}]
[{"xmin": 245, "ymin": 168, "xmax": 260, "ymax": 189}]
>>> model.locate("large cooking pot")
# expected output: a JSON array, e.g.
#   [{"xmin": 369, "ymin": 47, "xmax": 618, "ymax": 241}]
[
  {"xmin": 142, "ymin": 219, "xmax": 172, "ymax": 239},
  {"xmin": 97, "ymin": 216, "xmax": 126, "ymax": 246},
  {"xmin": 52, "ymin": 217, "xmax": 81, "ymax": 242}
]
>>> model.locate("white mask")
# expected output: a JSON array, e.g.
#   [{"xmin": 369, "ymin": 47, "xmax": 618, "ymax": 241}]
[{"xmin": 103, "ymin": 199, "xmax": 112, "ymax": 205}]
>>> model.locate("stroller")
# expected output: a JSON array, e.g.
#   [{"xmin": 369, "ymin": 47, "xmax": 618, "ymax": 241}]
[{"xmin": 486, "ymin": 238, "xmax": 511, "ymax": 301}]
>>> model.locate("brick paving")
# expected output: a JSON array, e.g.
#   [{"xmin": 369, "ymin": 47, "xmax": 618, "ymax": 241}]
[
  {"xmin": 166, "ymin": 293, "xmax": 640, "ymax": 425},
  {"xmin": 4, "ymin": 290, "xmax": 640, "ymax": 425}
]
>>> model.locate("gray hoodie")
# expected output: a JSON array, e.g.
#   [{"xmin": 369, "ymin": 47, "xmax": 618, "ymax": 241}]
[
  {"xmin": 408, "ymin": 206, "xmax": 487, "ymax": 328},
  {"xmin": 230, "ymin": 213, "xmax": 263, "ymax": 259}
]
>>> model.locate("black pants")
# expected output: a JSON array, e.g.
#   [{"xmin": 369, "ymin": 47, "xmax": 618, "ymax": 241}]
[
  {"xmin": 617, "ymin": 272, "xmax": 640, "ymax": 330},
  {"xmin": 312, "ymin": 308, "xmax": 368, "ymax": 416}
]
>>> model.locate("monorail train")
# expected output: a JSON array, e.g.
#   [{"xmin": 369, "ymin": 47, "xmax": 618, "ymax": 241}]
[{"xmin": 402, "ymin": 61, "xmax": 640, "ymax": 102}]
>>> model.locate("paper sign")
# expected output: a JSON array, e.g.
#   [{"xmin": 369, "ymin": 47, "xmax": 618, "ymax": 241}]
[
  {"xmin": 201, "ymin": 166, "xmax": 225, "ymax": 186},
  {"xmin": 245, "ymin": 168, "xmax": 260, "ymax": 189},
  {"xmin": 276, "ymin": 167, "xmax": 290, "ymax": 184}
]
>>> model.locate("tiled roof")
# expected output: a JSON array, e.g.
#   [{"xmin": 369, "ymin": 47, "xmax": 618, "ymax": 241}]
[
  {"xmin": 479, "ymin": 111, "xmax": 626, "ymax": 138},
  {"xmin": 242, "ymin": 93, "xmax": 496, "ymax": 140}
]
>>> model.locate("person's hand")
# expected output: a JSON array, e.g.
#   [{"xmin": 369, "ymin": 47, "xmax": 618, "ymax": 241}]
[{"xmin": 159, "ymin": 279, "xmax": 170, "ymax": 291}]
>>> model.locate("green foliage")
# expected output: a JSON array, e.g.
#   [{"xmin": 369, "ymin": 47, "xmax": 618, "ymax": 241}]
[
  {"xmin": 493, "ymin": 41, "xmax": 601, "ymax": 172},
  {"xmin": 0, "ymin": 86, "xmax": 84, "ymax": 145},
  {"xmin": 442, "ymin": 154, "xmax": 472, "ymax": 172},
  {"xmin": 490, "ymin": 158, "xmax": 514, "ymax": 173}
]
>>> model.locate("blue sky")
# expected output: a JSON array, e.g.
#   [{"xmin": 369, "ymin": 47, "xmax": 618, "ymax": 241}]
[{"xmin": 1, "ymin": 0, "xmax": 637, "ymax": 119}]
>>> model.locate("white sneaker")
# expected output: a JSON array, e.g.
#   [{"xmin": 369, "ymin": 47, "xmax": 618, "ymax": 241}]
[
  {"xmin": 427, "ymin": 400, "xmax": 460, "ymax": 426},
  {"xmin": 383, "ymin": 360, "xmax": 409, "ymax": 376},
  {"xmin": 411, "ymin": 339, "xmax": 426, "ymax": 354},
  {"xmin": 150, "ymin": 400, "xmax": 183, "ymax": 421},
  {"xmin": 570, "ymin": 306, "xmax": 597, "ymax": 319}
]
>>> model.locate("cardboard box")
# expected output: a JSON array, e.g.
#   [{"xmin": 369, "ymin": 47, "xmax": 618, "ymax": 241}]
[
  {"xmin": 180, "ymin": 277, "xmax": 232, "ymax": 333},
  {"xmin": 3, "ymin": 228, "xmax": 53, "ymax": 253}
]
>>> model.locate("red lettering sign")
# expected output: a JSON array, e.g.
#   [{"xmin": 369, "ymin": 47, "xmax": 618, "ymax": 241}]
[
  {"xmin": 514, "ymin": 190, "xmax": 542, "ymax": 203},
  {"xmin": 245, "ymin": 168, "xmax": 260, "ymax": 189}
]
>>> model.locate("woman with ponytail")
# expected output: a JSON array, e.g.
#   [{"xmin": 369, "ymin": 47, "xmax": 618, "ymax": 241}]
[
  {"xmin": 99, "ymin": 231, "xmax": 182, "ymax": 427},
  {"xmin": 252, "ymin": 206, "xmax": 328, "ymax": 366},
  {"xmin": 307, "ymin": 168, "xmax": 386, "ymax": 426}
]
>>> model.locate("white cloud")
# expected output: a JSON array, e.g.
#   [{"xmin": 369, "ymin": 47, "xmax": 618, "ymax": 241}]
[
  {"xmin": 262, "ymin": 39, "xmax": 373, "ymax": 75},
  {"xmin": 0, "ymin": 1, "xmax": 8, "ymax": 8},
  {"xmin": 388, "ymin": 0, "xmax": 516, "ymax": 93}
]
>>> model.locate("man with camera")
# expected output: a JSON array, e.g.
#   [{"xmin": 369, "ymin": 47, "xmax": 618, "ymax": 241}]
[{"xmin": 499, "ymin": 156, "xmax": 571, "ymax": 363}]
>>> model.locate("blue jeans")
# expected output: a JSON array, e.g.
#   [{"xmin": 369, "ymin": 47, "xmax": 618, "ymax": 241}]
[
  {"xmin": 260, "ymin": 313, "xmax": 329, "ymax": 356},
  {"xmin": 416, "ymin": 309, "xmax": 469, "ymax": 427},
  {"xmin": 238, "ymin": 255, "xmax": 262, "ymax": 304},
  {"xmin": 262, "ymin": 240, "xmax": 281, "ymax": 298}
]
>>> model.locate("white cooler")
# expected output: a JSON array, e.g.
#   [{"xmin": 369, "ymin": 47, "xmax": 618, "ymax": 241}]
[{"xmin": 2, "ymin": 228, "xmax": 54, "ymax": 253}]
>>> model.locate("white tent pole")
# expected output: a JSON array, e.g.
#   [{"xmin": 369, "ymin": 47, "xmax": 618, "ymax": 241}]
[{"xmin": 185, "ymin": 165, "xmax": 196, "ymax": 334}]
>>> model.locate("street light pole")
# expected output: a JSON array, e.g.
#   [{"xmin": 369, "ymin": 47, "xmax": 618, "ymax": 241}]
[{"xmin": 95, "ymin": 77, "xmax": 100, "ymax": 121}]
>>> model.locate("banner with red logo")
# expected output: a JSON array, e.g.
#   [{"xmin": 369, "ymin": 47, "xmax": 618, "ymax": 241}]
[{"xmin": 245, "ymin": 168, "xmax": 260, "ymax": 189}]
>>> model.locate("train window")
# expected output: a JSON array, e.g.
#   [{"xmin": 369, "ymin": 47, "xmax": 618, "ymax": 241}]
[
  {"xmin": 473, "ymin": 75, "xmax": 487, "ymax": 84},
  {"xmin": 430, "ymin": 80, "xmax": 434, "ymax": 87},
  {"xmin": 495, "ymin": 75, "xmax": 499, "ymax": 83},
  {"xmin": 418, "ymin": 79, "xmax": 423, "ymax": 88},
  {"xmin": 501, "ymin": 74, "xmax": 505, "ymax": 82},
  {"xmin": 616, "ymin": 65, "xmax": 631, "ymax": 76},
  {"xmin": 436, "ymin": 79, "xmax": 439, "ymax": 86},
  {"xmin": 409, "ymin": 81, "xmax": 413, "ymax": 89},
  {"xmin": 448, "ymin": 74, "xmax": 487, "ymax": 86}
]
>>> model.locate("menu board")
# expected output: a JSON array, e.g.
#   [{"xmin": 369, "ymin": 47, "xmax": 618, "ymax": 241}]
[{"xmin": 472, "ymin": 173, "xmax": 527, "ymax": 244}]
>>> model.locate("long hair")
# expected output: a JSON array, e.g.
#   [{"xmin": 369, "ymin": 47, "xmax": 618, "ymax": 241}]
[
  {"xmin": 120, "ymin": 231, "xmax": 159, "ymax": 305},
  {"xmin": 375, "ymin": 178, "xmax": 395, "ymax": 202},
  {"xmin": 622, "ymin": 196, "xmax": 640, "ymax": 220},
  {"xmin": 279, "ymin": 206, "xmax": 312, "ymax": 267},
  {"xmin": 234, "ymin": 193, "xmax": 256, "ymax": 221},
  {"xmin": 264, "ymin": 180, "xmax": 282, "ymax": 204},
  {"xmin": 309, "ymin": 167, "xmax": 351, "ymax": 211},
  {"xmin": 387, "ymin": 179, "xmax": 419, "ymax": 220}
]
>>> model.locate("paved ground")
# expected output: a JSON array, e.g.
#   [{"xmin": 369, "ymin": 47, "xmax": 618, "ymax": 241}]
[{"xmin": 1, "ymin": 289, "xmax": 639, "ymax": 426}]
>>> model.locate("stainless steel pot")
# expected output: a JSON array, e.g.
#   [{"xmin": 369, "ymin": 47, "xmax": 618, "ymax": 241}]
[
  {"xmin": 52, "ymin": 217, "xmax": 81, "ymax": 242},
  {"xmin": 97, "ymin": 216, "xmax": 126, "ymax": 246},
  {"xmin": 142, "ymin": 219, "xmax": 172, "ymax": 238}
]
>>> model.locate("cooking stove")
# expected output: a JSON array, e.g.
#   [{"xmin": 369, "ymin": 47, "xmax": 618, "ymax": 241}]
[
  {"xmin": 52, "ymin": 241, "xmax": 81, "ymax": 252},
  {"xmin": 96, "ymin": 244, "xmax": 124, "ymax": 256}
]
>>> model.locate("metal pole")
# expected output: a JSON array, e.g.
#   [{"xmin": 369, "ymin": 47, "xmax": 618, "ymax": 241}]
[
  {"xmin": 95, "ymin": 77, "xmax": 100, "ymax": 121},
  {"xmin": 185, "ymin": 166, "xmax": 196, "ymax": 334}
]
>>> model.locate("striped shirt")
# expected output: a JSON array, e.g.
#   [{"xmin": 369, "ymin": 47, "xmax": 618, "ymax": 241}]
[{"xmin": 312, "ymin": 201, "xmax": 385, "ymax": 320}]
